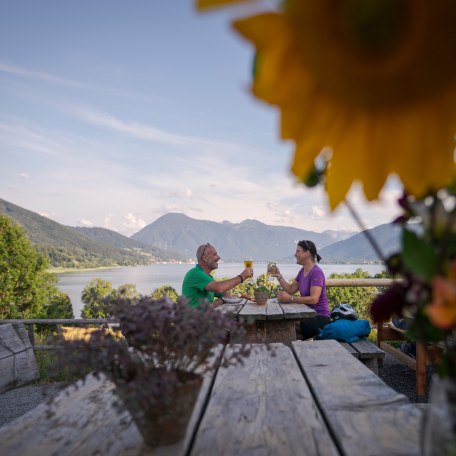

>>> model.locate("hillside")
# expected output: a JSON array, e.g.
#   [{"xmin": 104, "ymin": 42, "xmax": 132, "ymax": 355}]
[
  {"xmin": 0, "ymin": 198, "xmax": 175, "ymax": 268},
  {"xmin": 72, "ymin": 226, "xmax": 184, "ymax": 261},
  {"xmin": 131, "ymin": 213, "xmax": 355, "ymax": 262},
  {"xmin": 319, "ymin": 223, "xmax": 401, "ymax": 263}
]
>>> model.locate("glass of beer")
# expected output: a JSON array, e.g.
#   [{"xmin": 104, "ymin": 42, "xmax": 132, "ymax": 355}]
[
  {"xmin": 267, "ymin": 261, "xmax": 277, "ymax": 282},
  {"xmin": 244, "ymin": 258, "xmax": 253, "ymax": 281}
]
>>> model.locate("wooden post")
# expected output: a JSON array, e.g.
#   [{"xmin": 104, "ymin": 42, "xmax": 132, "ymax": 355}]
[
  {"xmin": 376, "ymin": 321, "xmax": 384, "ymax": 368},
  {"xmin": 416, "ymin": 340, "xmax": 426, "ymax": 399},
  {"xmin": 27, "ymin": 324, "xmax": 35, "ymax": 348}
]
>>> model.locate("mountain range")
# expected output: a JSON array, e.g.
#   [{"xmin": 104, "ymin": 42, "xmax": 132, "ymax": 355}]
[
  {"xmin": 131, "ymin": 213, "xmax": 356, "ymax": 262},
  {"xmin": 0, "ymin": 198, "xmax": 401, "ymax": 267},
  {"xmin": 0, "ymin": 198, "xmax": 184, "ymax": 268}
]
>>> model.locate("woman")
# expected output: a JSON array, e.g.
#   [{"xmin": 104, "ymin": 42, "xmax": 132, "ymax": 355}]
[{"xmin": 274, "ymin": 240, "xmax": 330, "ymax": 340}]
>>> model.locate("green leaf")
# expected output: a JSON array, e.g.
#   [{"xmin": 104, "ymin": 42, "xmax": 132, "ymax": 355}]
[{"xmin": 402, "ymin": 229, "xmax": 438, "ymax": 281}]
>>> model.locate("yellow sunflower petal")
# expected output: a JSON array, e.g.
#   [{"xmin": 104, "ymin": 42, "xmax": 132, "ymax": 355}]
[
  {"xmin": 196, "ymin": 0, "xmax": 252, "ymax": 10},
  {"xmin": 231, "ymin": 2, "xmax": 456, "ymax": 208}
]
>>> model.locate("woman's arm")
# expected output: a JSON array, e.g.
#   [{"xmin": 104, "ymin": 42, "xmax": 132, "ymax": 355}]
[
  {"xmin": 276, "ymin": 275, "xmax": 299, "ymax": 295},
  {"xmin": 291, "ymin": 285, "xmax": 322, "ymax": 305}
]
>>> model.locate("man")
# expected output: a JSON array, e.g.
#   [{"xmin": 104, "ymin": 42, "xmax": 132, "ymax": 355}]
[{"xmin": 182, "ymin": 243, "xmax": 253, "ymax": 308}]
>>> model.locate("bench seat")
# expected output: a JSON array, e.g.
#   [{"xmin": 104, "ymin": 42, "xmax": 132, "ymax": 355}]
[{"xmin": 340, "ymin": 339, "xmax": 385, "ymax": 374}]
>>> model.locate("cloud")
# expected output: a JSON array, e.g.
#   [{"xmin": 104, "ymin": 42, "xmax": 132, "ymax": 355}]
[
  {"xmin": 123, "ymin": 213, "xmax": 146, "ymax": 231},
  {"xmin": 73, "ymin": 107, "xmax": 228, "ymax": 149},
  {"xmin": 78, "ymin": 219, "xmax": 94, "ymax": 227},
  {"xmin": 0, "ymin": 61, "xmax": 89, "ymax": 89},
  {"xmin": 16, "ymin": 172, "xmax": 30, "ymax": 180}
]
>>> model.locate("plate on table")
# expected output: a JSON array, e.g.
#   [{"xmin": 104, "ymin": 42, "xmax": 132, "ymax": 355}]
[{"xmin": 222, "ymin": 296, "xmax": 243, "ymax": 304}]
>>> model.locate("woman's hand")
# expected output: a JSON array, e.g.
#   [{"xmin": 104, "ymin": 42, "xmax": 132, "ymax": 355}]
[
  {"xmin": 277, "ymin": 291, "xmax": 292, "ymax": 303},
  {"xmin": 271, "ymin": 266, "xmax": 282, "ymax": 279}
]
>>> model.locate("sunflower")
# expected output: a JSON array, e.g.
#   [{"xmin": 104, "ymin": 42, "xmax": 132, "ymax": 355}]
[{"xmin": 197, "ymin": 0, "xmax": 456, "ymax": 209}]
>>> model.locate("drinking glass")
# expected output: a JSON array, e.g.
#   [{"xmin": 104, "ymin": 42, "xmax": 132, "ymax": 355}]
[
  {"xmin": 267, "ymin": 261, "xmax": 277, "ymax": 281},
  {"xmin": 243, "ymin": 259, "xmax": 253, "ymax": 282}
]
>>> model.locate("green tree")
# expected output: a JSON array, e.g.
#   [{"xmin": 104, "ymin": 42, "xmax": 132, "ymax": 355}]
[
  {"xmin": 113, "ymin": 283, "xmax": 140, "ymax": 300},
  {"xmin": 0, "ymin": 215, "xmax": 61, "ymax": 319},
  {"xmin": 326, "ymin": 269, "xmax": 379, "ymax": 320},
  {"xmin": 41, "ymin": 290, "xmax": 74, "ymax": 320},
  {"xmin": 81, "ymin": 278, "xmax": 114, "ymax": 318},
  {"xmin": 151, "ymin": 285, "xmax": 178, "ymax": 303}
]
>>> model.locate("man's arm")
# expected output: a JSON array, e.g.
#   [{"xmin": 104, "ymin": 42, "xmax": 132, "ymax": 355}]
[{"xmin": 205, "ymin": 268, "xmax": 251, "ymax": 294}]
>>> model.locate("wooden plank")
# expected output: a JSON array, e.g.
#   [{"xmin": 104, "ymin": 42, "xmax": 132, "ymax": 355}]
[
  {"xmin": 0, "ymin": 349, "xmax": 223, "ymax": 456},
  {"xmin": 350, "ymin": 340, "xmax": 385, "ymax": 359},
  {"xmin": 218, "ymin": 302, "xmax": 244, "ymax": 317},
  {"xmin": 339, "ymin": 342, "xmax": 359, "ymax": 358},
  {"xmin": 191, "ymin": 343, "xmax": 339, "ymax": 456},
  {"xmin": 238, "ymin": 301, "xmax": 267, "ymax": 321},
  {"xmin": 380, "ymin": 342, "xmax": 417, "ymax": 370},
  {"xmin": 266, "ymin": 300, "xmax": 283, "ymax": 320},
  {"xmin": 292, "ymin": 340, "xmax": 421, "ymax": 456},
  {"xmin": 280, "ymin": 303, "xmax": 316, "ymax": 319}
]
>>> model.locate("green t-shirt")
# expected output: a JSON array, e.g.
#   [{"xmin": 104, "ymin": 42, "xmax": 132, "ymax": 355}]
[{"xmin": 182, "ymin": 265, "xmax": 217, "ymax": 308}]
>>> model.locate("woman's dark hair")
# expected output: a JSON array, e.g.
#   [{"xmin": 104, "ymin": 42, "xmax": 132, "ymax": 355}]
[{"xmin": 298, "ymin": 240, "xmax": 322, "ymax": 263}]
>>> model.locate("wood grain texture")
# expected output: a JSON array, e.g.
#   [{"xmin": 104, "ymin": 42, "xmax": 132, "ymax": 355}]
[
  {"xmin": 0, "ymin": 323, "xmax": 39, "ymax": 393},
  {"xmin": 281, "ymin": 303, "xmax": 316, "ymax": 319},
  {"xmin": 238, "ymin": 301, "xmax": 267, "ymax": 321},
  {"xmin": 339, "ymin": 342, "xmax": 359, "ymax": 357},
  {"xmin": 191, "ymin": 343, "xmax": 339, "ymax": 456},
  {"xmin": 292, "ymin": 340, "xmax": 421, "ymax": 456},
  {"xmin": 0, "ymin": 348, "xmax": 224, "ymax": 456},
  {"xmin": 350, "ymin": 340, "xmax": 385, "ymax": 359},
  {"xmin": 266, "ymin": 300, "xmax": 283, "ymax": 320}
]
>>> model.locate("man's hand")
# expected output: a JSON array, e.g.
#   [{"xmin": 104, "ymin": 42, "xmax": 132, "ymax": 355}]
[{"xmin": 241, "ymin": 268, "xmax": 253, "ymax": 281}]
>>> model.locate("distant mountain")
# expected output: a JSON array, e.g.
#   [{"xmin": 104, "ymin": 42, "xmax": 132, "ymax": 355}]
[
  {"xmin": 0, "ymin": 198, "xmax": 181, "ymax": 268},
  {"xmin": 131, "ymin": 213, "xmax": 356, "ymax": 262},
  {"xmin": 319, "ymin": 223, "xmax": 401, "ymax": 263},
  {"xmin": 72, "ymin": 226, "xmax": 183, "ymax": 261}
]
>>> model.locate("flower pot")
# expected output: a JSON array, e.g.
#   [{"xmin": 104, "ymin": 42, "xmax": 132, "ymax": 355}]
[
  {"xmin": 118, "ymin": 370, "xmax": 203, "ymax": 447},
  {"xmin": 420, "ymin": 374, "xmax": 456, "ymax": 456},
  {"xmin": 254, "ymin": 290, "xmax": 270, "ymax": 306}
]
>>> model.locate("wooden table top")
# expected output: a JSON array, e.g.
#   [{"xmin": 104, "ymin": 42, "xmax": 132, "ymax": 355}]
[
  {"xmin": 0, "ymin": 340, "xmax": 421, "ymax": 456},
  {"xmin": 221, "ymin": 298, "xmax": 316, "ymax": 321}
]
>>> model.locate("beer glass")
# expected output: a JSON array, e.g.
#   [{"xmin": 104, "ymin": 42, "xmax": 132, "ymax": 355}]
[{"xmin": 243, "ymin": 258, "xmax": 253, "ymax": 281}]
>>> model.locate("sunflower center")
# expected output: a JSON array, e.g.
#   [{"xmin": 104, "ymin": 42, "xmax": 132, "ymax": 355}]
[
  {"xmin": 286, "ymin": 0, "xmax": 456, "ymax": 109},
  {"xmin": 338, "ymin": 0, "xmax": 407, "ymax": 59}
]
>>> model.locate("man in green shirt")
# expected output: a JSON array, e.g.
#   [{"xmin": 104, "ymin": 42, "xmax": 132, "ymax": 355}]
[{"xmin": 182, "ymin": 243, "xmax": 253, "ymax": 308}]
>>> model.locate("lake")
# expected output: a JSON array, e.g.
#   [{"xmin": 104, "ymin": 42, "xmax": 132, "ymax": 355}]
[{"xmin": 56, "ymin": 263, "xmax": 385, "ymax": 317}]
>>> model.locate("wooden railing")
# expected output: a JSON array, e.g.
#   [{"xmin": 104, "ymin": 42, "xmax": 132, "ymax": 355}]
[{"xmin": 0, "ymin": 278, "xmax": 399, "ymax": 348}]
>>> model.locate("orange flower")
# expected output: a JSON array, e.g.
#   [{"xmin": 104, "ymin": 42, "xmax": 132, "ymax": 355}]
[{"xmin": 427, "ymin": 276, "xmax": 456, "ymax": 330}]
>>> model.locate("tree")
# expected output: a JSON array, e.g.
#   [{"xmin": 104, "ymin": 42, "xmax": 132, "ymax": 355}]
[
  {"xmin": 326, "ymin": 269, "xmax": 379, "ymax": 320},
  {"xmin": 151, "ymin": 285, "xmax": 178, "ymax": 303},
  {"xmin": 0, "ymin": 215, "xmax": 65, "ymax": 319},
  {"xmin": 81, "ymin": 278, "xmax": 114, "ymax": 318},
  {"xmin": 113, "ymin": 283, "xmax": 139, "ymax": 300}
]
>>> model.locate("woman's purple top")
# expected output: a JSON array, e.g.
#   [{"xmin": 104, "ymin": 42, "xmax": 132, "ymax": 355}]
[{"xmin": 295, "ymin": 264, "xmax": 330, "ymax": 317}]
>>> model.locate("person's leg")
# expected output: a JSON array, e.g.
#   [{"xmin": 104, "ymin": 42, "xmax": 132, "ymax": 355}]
[{"xmin": 300, "ymin": 317, "xmax": 320, "ymax": 340}]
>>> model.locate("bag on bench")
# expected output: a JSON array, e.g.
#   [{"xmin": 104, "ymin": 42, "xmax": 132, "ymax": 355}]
[{"xmin": 316, "ymin": 319, "xmax": 371, "ymax": 343}]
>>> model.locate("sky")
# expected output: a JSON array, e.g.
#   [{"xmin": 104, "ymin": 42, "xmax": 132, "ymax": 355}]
[{"xmin": 0, "ymin": 0, "xmax": 402, "ymax": 237}]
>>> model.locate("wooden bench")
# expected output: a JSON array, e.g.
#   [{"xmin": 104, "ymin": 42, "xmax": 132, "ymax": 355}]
[
  {"xmin": 376, "ymin": 321, "xmax": 442, "ymax": 398},
  {"xmin": 339, "ymin": 339, "xmax": 385, "ymax": 374},
  {"xmin": 0, "ymin": 322, "xmax": 40, "ymax": 393}
]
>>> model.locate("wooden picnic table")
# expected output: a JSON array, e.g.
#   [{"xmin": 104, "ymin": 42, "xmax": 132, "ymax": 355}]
[
  {"xmin": 221, "ymin": 298, "xmax": 316, "ymax": 344},
  {"xmin": 0, "ymin": 340, "xmax": 421, "ymax": 456}
]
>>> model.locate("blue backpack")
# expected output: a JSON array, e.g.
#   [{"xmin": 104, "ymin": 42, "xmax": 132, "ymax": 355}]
[{"xmin": 317, "ymin": 319, "xmax": 371, "ymax": 343}]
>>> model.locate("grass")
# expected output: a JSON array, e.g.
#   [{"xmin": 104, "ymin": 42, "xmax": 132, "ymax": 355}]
[{"xmin": 32, "ymin": 332, "xmax": 86, "ymax": 384}]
